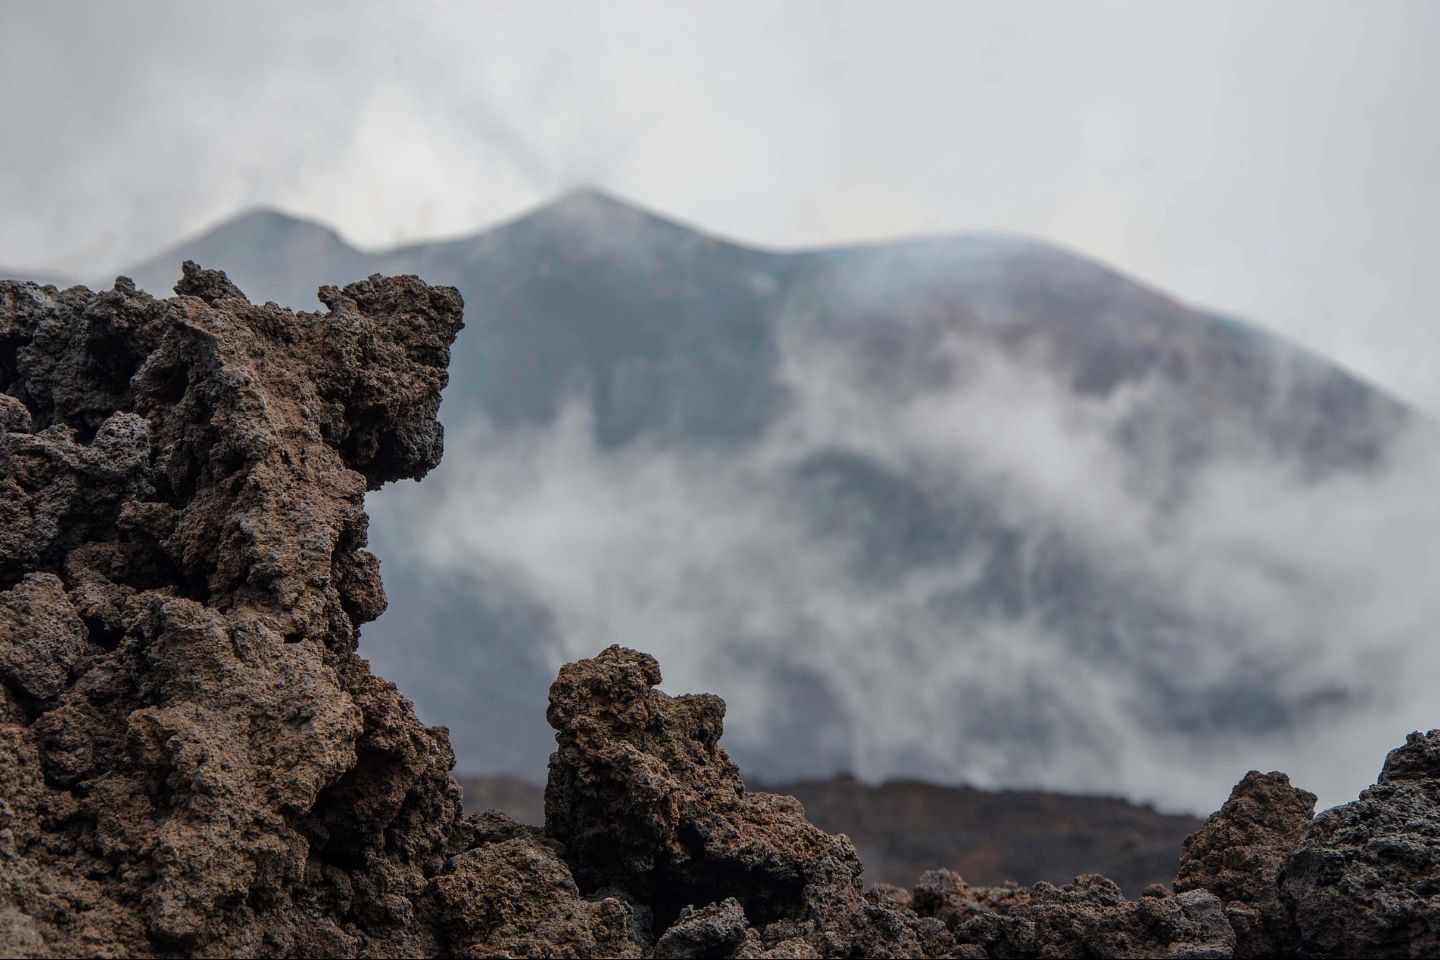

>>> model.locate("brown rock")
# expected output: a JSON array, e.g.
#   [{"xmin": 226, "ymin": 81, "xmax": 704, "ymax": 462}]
[
  {"xmin": 432, "ymin": 837, "xmax": 647, "ymax": 958},
  {"xmin": 542, "ymin": 644, "xmax": 958, "ymax": 957},
  {"xmin": 957, "ymin": 874, "xmax": 1234, "ymax": 959},
  {"xmin": 912, "ymin": 868, "xmax": 990, "ymax": 929},
  {"xmin": 652, "ymin": 898, "xmax": 749, "ymax": 959},
  {"xmin": 1174, "ymin": 770, "xmax": 1316, "ymax": 956},
  {"xmin": 0, "ymin": 572, "xmax": 92, "ymax": 702},
  {"xmin": 543, "ymin": 646, "xmax": 862, "ymax": 925},
  {"xmin": 0, "ymin": 267, "xmax": 467, "ymax": 957}
]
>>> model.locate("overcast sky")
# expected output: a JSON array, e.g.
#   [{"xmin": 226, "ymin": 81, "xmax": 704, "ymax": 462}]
[{"xmin": 2, "ymin": 1, "xmax": 1437, "ymax": 413}]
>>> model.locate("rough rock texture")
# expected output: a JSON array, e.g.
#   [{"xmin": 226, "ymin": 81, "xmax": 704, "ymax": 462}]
[
  {"xmin": 543, "ymin": 645, "xmax": 957, "ymax": 958},
  {"xmin": 953, "ymin": 875, "xmax": 1234, "ymax": 959},
  {"xmin": 651, "ymin": 898, "xmax": 748, "ymax": 959},
  {"xmin": 1175, "ymin": 771, "xmax": 1317, "ymax": 957},
  {"xmin": 0, "ymin": 265, "xmax": 468, "ymax": 957},
  {"xmin": 432, "ymin": 829, "xmax": 647, "ymax": 958},
  {"xmin": 543, "ymin": 647, "xmax": 861, "ymax": 923},
  {"xmin": 2, "ymin": 265, "xmax": 1438, "ymax": 959},
  {"xmin": 1280, "ymin": 730, "xmax": 1440, "ymax": 959},
  {"xmin": 910, "ymin": 869, "xmax": 1028, "ymax": 931}
]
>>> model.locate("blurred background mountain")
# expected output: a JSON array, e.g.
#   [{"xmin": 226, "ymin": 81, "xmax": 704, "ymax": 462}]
[
  {"xmin": 20, "ymin": 189, "xmax": 1431, "ymax": 815},
  {"xmin": 458, "ymin": 772, "xmax": 1202, "ymax": 896}
]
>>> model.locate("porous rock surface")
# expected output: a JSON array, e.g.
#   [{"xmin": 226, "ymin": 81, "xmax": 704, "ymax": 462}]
[
  {"xmin": 1174, "ymin": 771, "xmax": 1317, "ymax": 957},
  {"xmin": 1279, "ymin": 730, "xmax": 1440, "ymax": 958},
  {"xmin": 1, "ymin": 266, "xmax": 1437, "ymax": 959},
  {"xmin": 0, "ymin": 264, "xmax": 468, "ymax": 958}
]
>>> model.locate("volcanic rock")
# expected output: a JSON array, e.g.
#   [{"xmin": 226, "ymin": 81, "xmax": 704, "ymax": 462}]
[
  {"xmin": 541, "ymin": 644, "xmax": 958, "ymax": 957},
  {"xmin": 1174, "ymin": 771, "xmax": 1317, "ymax": 956},
  {"xmin": 432, "ymin": 834, "xmax": 648, "ymax": 958},
  {"xmin": 0, "ymin": 265, "xmax": 467, "ymax": 957},
  {"xmin": 1280, "ymin": 729, "xmax": 1440, "ymax": 958},
  {"xmin": 953, "ymin": 874, "xmax": 1234, "ymax": 959},
  {"xmin": 651, "ymin": 898, "xmax": 748, "ymax": 959},
  {"xmin": 543, "ymin": 646, "xmax": 861, "ymax": 923}
]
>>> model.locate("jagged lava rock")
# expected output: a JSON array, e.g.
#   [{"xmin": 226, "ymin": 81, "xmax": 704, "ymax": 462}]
[
  {"xmin": 951, "ymin": 874, "xmax": 1233, "ymax": 959},
  {"xmin": 1174, "ymin": 771, "xmax": 1317, "ymax": 957},
  {"xmin": 542, "ymin": 645, "xmax": 956, "ymax": 957},
  {"xmin": 543, "ymin": 647, "xmax": 860, "ymax": 920},
  {"xmin": 0, "ymin": 264, "xmax": 467, "ymax": 957},
  {"xmin": 1280, "ymin": 729, "xmax": 1440, "ymax": 959},
  {"xmin": 910, "ymin": 868, "xmax": 1032, "ymax": 932},
  {"xmin": 432, "ymin": 828, "xmax": 648, "ymax": 958},
  {"xmin": 651, "ymin": 898, "xmax": 748, "ymax": 959}
]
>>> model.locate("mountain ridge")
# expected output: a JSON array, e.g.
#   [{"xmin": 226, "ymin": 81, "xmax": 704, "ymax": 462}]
[{"xmin": 106, "ymin": 193, "xmax": 1416, "ymax": 419}]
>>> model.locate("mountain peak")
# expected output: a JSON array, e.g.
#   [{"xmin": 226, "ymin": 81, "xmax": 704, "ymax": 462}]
[
  {"xmin": 547, "ymin": 185, "xmax": 632, "ymax": 210},
  {"xmin": 493, "ymin": 187, "xmax": 744, "ymax": 260},
  {"xmin": 522, "ymin": 186, "xmax": 675, "ymax": 230},
  {"xmin": 206, "ymin": 206, "xmax": 349, "ymax": 244},
  {"xmin": 117, "ymin": 205, "xmax": 366, "ymax": 304}
]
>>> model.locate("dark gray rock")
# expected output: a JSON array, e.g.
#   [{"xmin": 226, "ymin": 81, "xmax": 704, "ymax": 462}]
[{"xmin": 1281, "ymin": 730, "xmax": 1440, "ymax": 958}]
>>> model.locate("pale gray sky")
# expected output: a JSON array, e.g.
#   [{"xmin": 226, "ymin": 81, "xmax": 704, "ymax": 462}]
[{"xmin": 2, "ymin": 1, "xmax": 1438, "ymax": 412}]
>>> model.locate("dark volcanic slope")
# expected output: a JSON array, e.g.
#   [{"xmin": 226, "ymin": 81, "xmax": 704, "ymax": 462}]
[
  {"xmin": 764, "ymin": 777, "xmax": 1202, "ymax": 896},
  {"xmin": 115, "ymin": 193, "xmax": 1433, "ymax": 812},
  {"xmin": 458, "ymin": 773, "xmax": 1202, "ymax": 895}
]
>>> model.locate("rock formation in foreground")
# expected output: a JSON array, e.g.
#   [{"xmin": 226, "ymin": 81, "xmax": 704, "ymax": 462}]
[{"xmin": 0, "ymin": 268, "xmax": 1436, "ymax": 958}]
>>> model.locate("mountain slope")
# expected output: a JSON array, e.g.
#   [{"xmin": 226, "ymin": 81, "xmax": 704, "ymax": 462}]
[
  {"xmin": 457, "ymin": 772, "xmax": 1203, "ymax": 895},
  {"xmin": 117, "ymin": 191, "xmax": 1409, "ymax": 464},
  {"xmin": 377, "ymin": 190, "xmax": 791, "ymax": 444}
]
